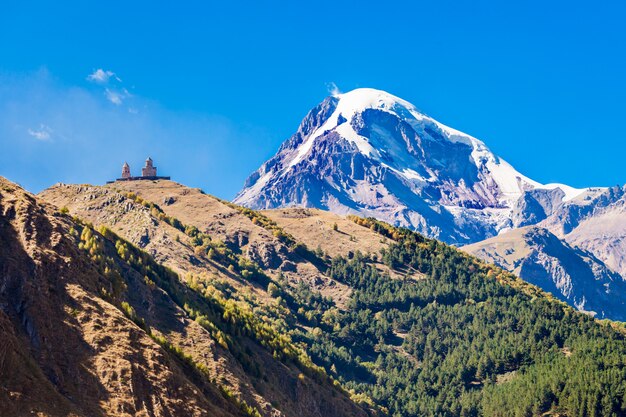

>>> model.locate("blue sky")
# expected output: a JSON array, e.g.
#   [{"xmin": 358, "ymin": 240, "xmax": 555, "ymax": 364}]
[{"xmin": 1, "ymin": 0, "xmax": 625, "ymax": 197}]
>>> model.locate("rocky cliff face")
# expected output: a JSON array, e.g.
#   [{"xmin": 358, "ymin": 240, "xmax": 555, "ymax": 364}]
[
  {"xmin": 489, "ymin": 185, "xmax": 626, "ymax": 318},
  {"xmin": 539, "ymin": 185, "xmax": 626, "ymax": 277}
]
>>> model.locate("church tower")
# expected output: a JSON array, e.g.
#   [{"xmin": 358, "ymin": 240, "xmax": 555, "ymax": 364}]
[
  {"xmin": 142, "ymin": 157, "xmax": 157, "ymax": 177},
  {"xmin": 121, "ymin": 162, "xmax": 131, "ymax": 179}
]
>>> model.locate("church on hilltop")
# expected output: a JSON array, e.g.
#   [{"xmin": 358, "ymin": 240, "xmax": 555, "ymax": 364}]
[{"xmin": 109, "ymin": 157, "xmax": 171, "ymax": 183}]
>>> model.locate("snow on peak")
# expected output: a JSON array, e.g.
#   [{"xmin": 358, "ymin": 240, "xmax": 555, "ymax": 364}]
[
  {"xmin": 293, "ymin": 88, "xmax": 495, "ymax": 163},
  {"xmin": 279, "ymin": 88, "xmax": 587, "ymax": 207},
  {"xmin": 235, "ymin": 87, "xmax": 595, "ymax": 245},
  {"xmin": 332, "ymin": 88, "xmax": 419, "ymax": 115},
  {"xmin": 289, "ymin": 88, "xmax": 440, "ymax": 168},
  {"xmin": 287, "ymin": 88, "xmax": 540, "ymax": 201},
  {"xmin": 325, "ymin": 89, "xmax": 593, "ymax": 204}
]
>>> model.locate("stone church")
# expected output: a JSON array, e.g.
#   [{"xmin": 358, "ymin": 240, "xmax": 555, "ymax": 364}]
[{"xmin": 112, "ymin": 157, "xmax": 170, "ymax": 182}]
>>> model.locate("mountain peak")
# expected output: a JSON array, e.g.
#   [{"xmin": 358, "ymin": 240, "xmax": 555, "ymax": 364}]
[
  {"xmin": 328, "ymin": 88, "xmax": 482, "ymax": 147},
  {"xmin": 331, "ymin": 87, "xmax": 417, "ymax": 112},
  {"xmin": 235, "ymin": 89, "xmax": 588, "ymax": 244}
]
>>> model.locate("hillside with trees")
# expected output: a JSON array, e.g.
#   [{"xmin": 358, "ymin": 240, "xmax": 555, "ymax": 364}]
[{"xmin": 33, "ymin": 179, "xmax": 626, "ymax": 417}]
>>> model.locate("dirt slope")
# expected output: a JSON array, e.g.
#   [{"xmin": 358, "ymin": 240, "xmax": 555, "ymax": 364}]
[
  {"xmin": 0, "ymin": 177, "xmax": 239, "ymax": 417},
  {"xmin": 45, "ymin": 181, "xmax": 365, "ymax": 305},
  {"xmin": 261, "ymin": 208, "xmax": 391, "ymax": 258},
  {"xmin": 40, "ymin": 181, "xmax": 370, "ymax": 416},
  {"xmin": 3, "ymin": 177, "xmax": 370, "ymax": 417}
]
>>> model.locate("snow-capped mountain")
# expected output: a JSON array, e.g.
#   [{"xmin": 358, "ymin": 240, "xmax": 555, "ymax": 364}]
[
  {"xmin": 235, "ymin": 88, "xmax": 585, "ymax": 244},
  {"xmin": 234, "ymin": 87, "xmax": 626, "ymax": 319}
]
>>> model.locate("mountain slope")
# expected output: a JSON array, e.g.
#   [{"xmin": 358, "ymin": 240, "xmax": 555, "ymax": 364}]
[
  {"xmin": 42, "ymin": 180, "xmax": 363, "ymax": 306},
  {"xmin": 539, "ymin": 185, "xmax": 626, "ymax": 276},
  {"xmin": 463, "ymin": 226, "xmax": 626, "ymax": 320},
  {"xmin": 3, "ymin": 177, "xmax": 371, "ymax": 417},
  {"xmin": 39, "ymin": 178, "xmax": 626, "ymax": 417},
  {"xmin": 465, "ymin": 185, "xmax": 626, "ymax": 321},
  {"xmin": 0, "ymin": 178, "xmax": 241, "ymax": 417},
  {"xmin": 234, "ymin": 88, "xmax": 584, "ymax": 245},
  {"xmin": 38, "ymin": 181, "xmax": 372, "ymax": 417}
]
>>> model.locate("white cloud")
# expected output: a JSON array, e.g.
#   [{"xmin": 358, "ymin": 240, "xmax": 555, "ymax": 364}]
[
  {"xmin": 27, "ymin": 124, "xmax": 53, "ymax": 141},
  {"xmin": 87, "ymin": 68, "xmax": 120, "ymax": 84},
  {"xmin": 105, "ymin": 88, "xmax": 131, "ymax": 105},
  {"xmin": 327, "ymin": 82, "xmax": 341, "ymax": 96},
  {"xmin": 87, "ymin": 69, "xmax": 131, "ymax": 105}
]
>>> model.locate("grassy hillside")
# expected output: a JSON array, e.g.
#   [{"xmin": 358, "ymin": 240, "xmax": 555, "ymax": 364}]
[
  {"xmin": 1, "ymin": 178, "xmax": 370, "ymax": 417},
  {"xmin": 40, "ymin": 180, "xmax": 626, "ymax": 417}
]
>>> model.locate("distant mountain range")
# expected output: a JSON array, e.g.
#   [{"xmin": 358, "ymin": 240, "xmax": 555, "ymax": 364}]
[{"xmin": 235, "ymin": 88, "xmax": 626, "ymax": 320}]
